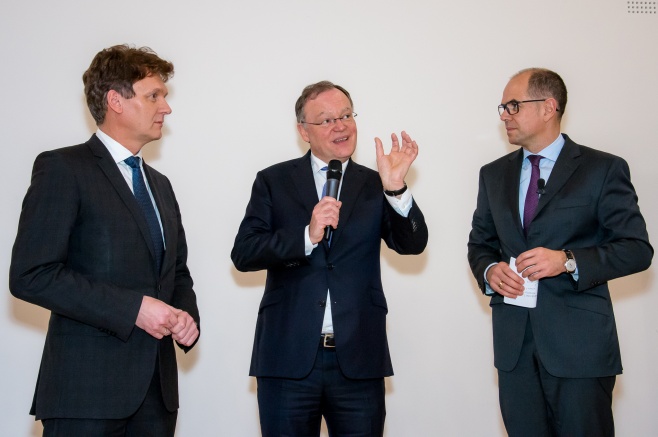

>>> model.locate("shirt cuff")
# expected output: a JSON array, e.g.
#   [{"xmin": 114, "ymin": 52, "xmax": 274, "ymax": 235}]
[
  {"xmin": 385, "ymin": 190, "xmax": 413, "ymax": 217},
  {"xmin": 304, "ymin": 225, "xmax": 318, "ymax": 256}
]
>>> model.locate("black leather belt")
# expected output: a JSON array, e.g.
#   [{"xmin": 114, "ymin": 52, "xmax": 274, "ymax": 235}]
[{"xmin": 320, "ymin": 333, "xmax": 335, "ymax": 348}]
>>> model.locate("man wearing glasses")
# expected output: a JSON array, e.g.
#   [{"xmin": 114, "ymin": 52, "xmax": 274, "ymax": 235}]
[
  {"xmin": 467, "ymin": 68, "xmax": 652, "ymax": 436},
  {"xmin": 232, "ymin": 80, "xmax": 428, "ymax": 436}
]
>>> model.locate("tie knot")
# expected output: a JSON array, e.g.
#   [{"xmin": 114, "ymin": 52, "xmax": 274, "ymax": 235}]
[
  {"xmin": 124, "ymin": 156, "xmax": 141, "ymax": 169},
  {"xmin": 528, "ymin": 155, "xmax": 543, "ymax": 167}
]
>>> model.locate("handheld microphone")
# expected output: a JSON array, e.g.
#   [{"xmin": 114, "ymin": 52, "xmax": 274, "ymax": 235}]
[
  {"xmin": 537, "ymin": 178, "xmax": 546, "ymax": 195},
  {"xmin": 324, "ymin": 159, "xmax": 343, "ymax": 240}
]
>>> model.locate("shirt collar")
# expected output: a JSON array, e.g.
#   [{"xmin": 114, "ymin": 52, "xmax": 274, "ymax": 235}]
[
  {"xmin": 523, "ymin": 133, "xmax": 565, "ymax": 163},
  {"xmin": 310, "ymin": 153, "xmax": 349, "ymax": 174},
  {"xmin": 96, "ymin": 129, "xmax": 143, "ymax": 164}
]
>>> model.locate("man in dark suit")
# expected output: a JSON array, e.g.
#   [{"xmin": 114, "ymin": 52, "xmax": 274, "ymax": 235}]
[
  {"xmin": 468, "ymin": 68, "xmax": 652, "ymax": 436},
  {"xmin": 231, "ymin": 81, "xmax": 428, "ymax": 436},
  {"xmin": 9, "ymin": 45, "xmax": 200, "ymax": 436}
]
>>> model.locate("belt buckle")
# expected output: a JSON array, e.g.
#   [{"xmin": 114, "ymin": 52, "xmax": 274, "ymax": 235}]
[{"xmin": 323, "ymin": 333, "xmax": 335, "ymax": 348}]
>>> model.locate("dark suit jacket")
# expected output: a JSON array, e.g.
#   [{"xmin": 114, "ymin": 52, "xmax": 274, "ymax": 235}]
[
  {"xmin": 9, "ymin": 134, "xmax": 200, "ymax": 420},
  {"xmin": 468, "ymin": 134, "xmax": 652, "ymax": 378},
  {"xmin": 231, "ymin": 151, "xmax": 428, "ymax": 379}
]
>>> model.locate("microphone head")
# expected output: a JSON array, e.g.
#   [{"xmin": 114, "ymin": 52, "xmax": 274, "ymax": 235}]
[
  {"xmin": 537, "ymin": 178, "xmax": 545, "ymax": 189},
  {"xmin": 327, "ymin": 159, "xmax": 343, "ymax": 180}
]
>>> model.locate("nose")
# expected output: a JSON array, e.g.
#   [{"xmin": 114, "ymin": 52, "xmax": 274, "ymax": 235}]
[
  {"xmin": 332, "ymin": 118, "xmax": 348, "ymax": 130},
  {"xmin": 161, "ymin": 99, "xmax": 172, "ymax": 115},
  {"xmin": 499, "ymin": 108, "xmax": 511, "ymax": 121}
]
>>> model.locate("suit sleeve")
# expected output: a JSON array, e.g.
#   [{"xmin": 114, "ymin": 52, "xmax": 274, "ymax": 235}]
[
  {"xmin": 231, "ymin": 170, "xmax": 308, "ymax": 272},
  {"xmin": 467, "ymin": 167, "xmax": 502, "ymax": 293},
  {"xmin": 571, "ymin": 157, "xmax": 652, "ymax": 290},
  {"xmin": 381, "ymin": 198, "xmax": 428, "ymax": 255},
  {"xmin": 162, "ymin": 178, "xmax": 200, "ymax": 351},
  {"xmin": 9, "ymin": 151, "xmax": 143, "ymax": 341}
]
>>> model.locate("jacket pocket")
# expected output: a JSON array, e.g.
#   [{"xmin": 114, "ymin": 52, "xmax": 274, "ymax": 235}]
[
  {"xmin": 258, "ymin": 287, "xmax": 284, "ymax": 313},
  {"xmin": 565, "ymin": 291, "xmax": 611, "ymax": 316},
  {"xmin": 370, "ymin": 288, "xmax": 388, "ymax": 312}
]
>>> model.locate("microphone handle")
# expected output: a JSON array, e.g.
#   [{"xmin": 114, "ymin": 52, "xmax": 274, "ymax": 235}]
[{"xmin": 324, "ymin": 178, "xmax": 340, "ymax": 240}]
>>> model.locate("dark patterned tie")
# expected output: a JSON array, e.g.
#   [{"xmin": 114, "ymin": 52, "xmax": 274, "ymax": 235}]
[
  {"xmin": 523, "ymin": 155, "xmax": 544, "ymax": 236},
  {"xmin": 124, "ymin": 156, "xmax": 164, "ymax": 272}
]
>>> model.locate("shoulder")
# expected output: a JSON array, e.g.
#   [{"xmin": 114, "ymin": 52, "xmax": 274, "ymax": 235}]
[
  {"xmin": 563, "ymin": 136, "xmax": 629, "ymax": 168},
  {"xmin": 480, "ymin": 149, "xmax": 522, "ymax": 175},
  {"xmin": 256, "ymin": 153, "xmax": 310, "ymax": 177},
  {"xmin": 33, "ymin": 139, "xmax": 97, "ymax": 171}
]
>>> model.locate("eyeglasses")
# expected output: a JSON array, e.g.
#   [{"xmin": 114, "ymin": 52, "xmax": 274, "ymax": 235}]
[
  {"xmin": 498, "ymin": 99, "xmax": 555, "ymax": 116},
  {"xmin": 302, "ymin": 112, "xmax": 357, "ymax": 127}
]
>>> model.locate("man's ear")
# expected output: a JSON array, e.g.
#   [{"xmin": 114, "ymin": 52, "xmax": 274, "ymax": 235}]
[
  {"xmin": 297, "ymin": 123, "xmax": 310, "ymax": 143},
  {"xmin": 543, "ymin": 98, "xmax": 559, "ymax": 121},
  {"xmin": 106, "ymin": 90, "xmax": 123, "ymax": 115}
]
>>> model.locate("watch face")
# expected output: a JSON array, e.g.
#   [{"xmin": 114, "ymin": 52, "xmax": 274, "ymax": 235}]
[{"xmin": 566, "ymin": 259, "xmax": 577, "ymax": 272}]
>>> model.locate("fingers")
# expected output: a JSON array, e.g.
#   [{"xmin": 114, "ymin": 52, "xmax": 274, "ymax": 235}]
[
  {"xmin": 170, "ymin": 311, "xmax": 199, "ymax": 346},
  {"xmin": 309, "ymin": 197, "xmax": 341, "ymax": 244},
  {"xmin": 390, "ymin": 132, "xmax": 400, "ymax": 150},
  {"xmin": 516, "ymin": 248, "xmax": 566, "ymax": 280},
  {"xmin": 374, "ymin": 137, "xmax": 384, "ymax": 159},
  {"xmin": 136, "ymin": 296, "xmax": 182, "ymax": 340},
  {"xmin": 489, "ymin": 263, "xmax": 525, "ymax": 297}
]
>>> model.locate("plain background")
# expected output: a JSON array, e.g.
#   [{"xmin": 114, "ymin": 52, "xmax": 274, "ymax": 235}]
[{"xmin": 1, "ymin": 1, "xmax": 656, "ymax": 435}]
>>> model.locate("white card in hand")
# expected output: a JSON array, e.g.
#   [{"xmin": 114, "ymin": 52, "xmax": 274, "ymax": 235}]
[{"xmin": 503, "ymin": 257, "xmax": 538, "ymax": 308}]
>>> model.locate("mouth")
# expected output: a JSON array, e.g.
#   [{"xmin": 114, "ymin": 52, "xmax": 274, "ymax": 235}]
[{"xmin": 333, "ymin": 136, "xmax": 349, "ymax": 144}]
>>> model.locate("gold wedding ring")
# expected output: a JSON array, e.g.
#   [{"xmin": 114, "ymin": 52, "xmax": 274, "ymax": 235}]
[{"xmin": 499, "ymin": 281, "xmax": 504, "ymax": 288}]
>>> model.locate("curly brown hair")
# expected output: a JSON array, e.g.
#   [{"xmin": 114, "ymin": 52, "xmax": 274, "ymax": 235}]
[{"xmin": 82, "ymin": 44, "xmax": 174, "ymax": 125}]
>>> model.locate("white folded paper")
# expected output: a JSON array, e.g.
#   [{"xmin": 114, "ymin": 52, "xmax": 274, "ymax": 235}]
[{"xmin": 504, "ymin": 257, "xmax": 538, "ymax": 308}]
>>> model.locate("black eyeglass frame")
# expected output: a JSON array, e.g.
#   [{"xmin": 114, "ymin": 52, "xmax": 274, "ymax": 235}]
[{"xmin": 498, "ymin": 99, "xmax": 559, "ymax": 116}]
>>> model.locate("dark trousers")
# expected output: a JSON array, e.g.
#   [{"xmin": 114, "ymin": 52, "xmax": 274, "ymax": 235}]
[
  {"xmin": 42, "ymin": 362, "xmax": 177, "ymax": 437},
  {"xmin": 257, "ymin": 339, "xmax": 386, "ymax": 437},
  {"xmin": 498, "ymin": 320, "xmax": 616, "ymax": 437}
]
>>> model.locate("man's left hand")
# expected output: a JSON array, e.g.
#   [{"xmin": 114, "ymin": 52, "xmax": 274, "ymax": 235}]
[
  {"xmin": 375, "ymin": 131, "xmax": 418, "ymax": 192},
  {"xmin": 169, "ymin": 309, "xmax": 199, "ymax": 346},
  {"xmin": 515, "ymin": 247, "xmax": 567, "ymax": 280}
]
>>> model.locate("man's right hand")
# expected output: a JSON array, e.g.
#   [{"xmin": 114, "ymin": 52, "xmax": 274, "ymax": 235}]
[
  {"xmin": 309, "ymin": 197, "xmax": 342, "ymax": 244},
  {"xmin": 486, "ymin": 262, "xmax": 525, "ymax": 298},
  {"xmin": 135, "ymin": 296, "xmax": 180, "ymax": 339}
]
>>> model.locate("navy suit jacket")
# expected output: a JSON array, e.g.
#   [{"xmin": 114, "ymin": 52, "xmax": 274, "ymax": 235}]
[
  {"xmin": 231, "ymin": 151, "xmax": 428, "ymax": 379},
  {"xmin": 468, "ymin": 135, "xmax": 652, "ymax": 378},
  {"xmin": 10, "ymin": 135, "xmax": 200, "ymax": 419}
]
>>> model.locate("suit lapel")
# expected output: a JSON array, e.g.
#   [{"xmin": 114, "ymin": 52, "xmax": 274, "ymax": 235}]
[
  {"xmin": 144, "ymin": 165, "xmax": 170, "ymax": 275},
  {"xmin": 87, "ymin": 135, "xmax": 160, "ymax": 274},
  {"xmin": 288, "ymin": 152, "xmax": 366, "ymax": 250},
  {"xmin": 534, "ymin": 137, "xmax": 581, "ymax": 218},
  {"xmin": 329, "ymin": 159, "xmax": 368, "ymax": 248},
  {"xmin": 505, "ymin": 150, "xmax": 525, "ymax": 239},
  {"xmin": 290, "ymin": 151, "xmax": 321, "ymax": 218}
]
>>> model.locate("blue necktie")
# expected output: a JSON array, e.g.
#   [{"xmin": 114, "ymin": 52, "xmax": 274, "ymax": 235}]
[
  {"xmin": 523, "ymin": 155, "xmax": 544, "ymax": 236},
  {"xmin": 124, "ymin": 156, "xmax": 164, "ymax": 273},
  {"xmin": 320, "ymin": 166, "xmax": 328, "ymax": 198}
]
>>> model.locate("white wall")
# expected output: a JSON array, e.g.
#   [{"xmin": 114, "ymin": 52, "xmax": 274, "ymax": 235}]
[{"xmin": 1, "ymin": 1, "xmax": 656, "ymax": 435}]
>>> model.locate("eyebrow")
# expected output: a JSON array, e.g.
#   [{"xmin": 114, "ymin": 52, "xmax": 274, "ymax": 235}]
[{"xmin": 313, "ymin": 107, "xmax": 353, "ymax": 117}]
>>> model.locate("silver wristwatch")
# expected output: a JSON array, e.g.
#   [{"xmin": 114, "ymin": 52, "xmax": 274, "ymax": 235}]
[{"xmin": 563, "ymin": 249, "xmax": 577, "ymax": 274}]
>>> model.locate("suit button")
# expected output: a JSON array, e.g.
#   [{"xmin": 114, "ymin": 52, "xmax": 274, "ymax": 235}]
[
  {"xmin": 327, "ymin": 264, "xmax": 334, "ymax": 270},
  {"xmin": 319, "ymin": 300, "xmax": 326, "ymax": 307}
]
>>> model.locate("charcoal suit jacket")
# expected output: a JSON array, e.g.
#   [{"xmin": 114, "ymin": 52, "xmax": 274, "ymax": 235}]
[
  {"xmin": 10, "ymin": 134, "xmax": 200, "ymax": 419},
  {"xmin": 468, "ymin": 134, "xmax": 652, "ymax": 378}
]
